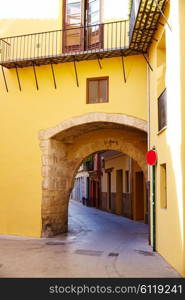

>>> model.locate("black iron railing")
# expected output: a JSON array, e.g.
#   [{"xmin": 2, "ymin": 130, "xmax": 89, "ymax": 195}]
[{"xmin": 0, "ymin": 20, "xmax": 129, "ymax": 64}]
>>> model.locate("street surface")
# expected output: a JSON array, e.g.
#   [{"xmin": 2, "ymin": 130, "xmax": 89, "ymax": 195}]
[{"xmin": 0, "ymin": 200, "xmax": 180, "ymax": 277}]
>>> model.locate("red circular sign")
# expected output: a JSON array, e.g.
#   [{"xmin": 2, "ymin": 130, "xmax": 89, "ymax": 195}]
[{"xmin": 146, "ymin": 150, "xmax": 157, "ymax": 165}]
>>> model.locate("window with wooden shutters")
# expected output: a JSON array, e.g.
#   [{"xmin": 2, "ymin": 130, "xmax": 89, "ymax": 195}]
[
  {"xmin": 63, "ymin": 0, "xmax": 102, "ymax": 52},
  {"xmin": 87, "ymin": 77, "xmax": 109, "ymax": 103},
  {"xmin": 86, "ymin": 0, "xmax": 102, "ymax": 50},
  {"xmin": 158, "ymin": 88, "xmax": 167, "ymax": 131},
  {"xmin": 63, "ymin": 0, "xmax": 84, "ymax": 52}
]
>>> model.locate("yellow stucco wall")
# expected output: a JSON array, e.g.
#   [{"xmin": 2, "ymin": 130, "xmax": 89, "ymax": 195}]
[
  {"xmin": 0, "ymin": 0, "xmax": 184, "ymax": 278},
  {"xmin": 0, "ymin": 19, "xmax": 59, "ymax": 37},
  {"xmin": 179, "ymin": 0, "xmax": 185, "ymax": 277},
  {"xmin": 149, "ymin": 0, "xmax": 185, "ymax": 276},
  {"xmin": 0, "ymin": 49, "xmax": 147, "ymax": 238}
]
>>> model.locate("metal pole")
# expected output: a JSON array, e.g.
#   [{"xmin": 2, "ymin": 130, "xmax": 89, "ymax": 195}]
[
  {"xmin": 32, "ymin": 63, "xmax": 39, "ymax": 90},
  {"xmin": 50, "ymin": 63, "xmax": 57, "ymax": 89},
  {"xmin": 1, "ymin": 66, "xmax": 8, "ymax": 92},
  {"xmin": 73, "ymin": 59, "xmax": 79, "ymax": 87},
  {"xmin": 96, "ymin": 54, "xmax": 102, "ymax": 69},
  {"xmin": 15, "ymin": 66, "xmax": 22, "ymax": 91},
  {"xmin": 153, "ymin": 0, "xmax": 172, "ymax": 32},
  {"xmin": 143, "ymin": 54, "xmax": 153, "ymax": 72},
  {"xmin": 152, "ymin": 164, "xmax": 156, "ymax": 252},
  {"xmin": 147, "ymin": 53, "xmax": 151, "ymax": 245},
  {"xmin": 121, "ymin": 55, "xmax": 127, "ymax": 83}
]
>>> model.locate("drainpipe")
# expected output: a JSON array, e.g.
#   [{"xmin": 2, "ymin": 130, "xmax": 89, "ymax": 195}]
[{"xmin": 146, "ymin": 54, "xmax": 151, "ymax": 245}]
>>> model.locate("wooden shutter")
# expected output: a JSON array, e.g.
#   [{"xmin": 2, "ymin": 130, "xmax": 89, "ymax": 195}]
[
  {"xmin": 63, "ymin": 0, "xmax": 84, "ymax": 53},
  {"xmin": 158, "ymin": 89, "xmax": 167, "ymax": 131}
]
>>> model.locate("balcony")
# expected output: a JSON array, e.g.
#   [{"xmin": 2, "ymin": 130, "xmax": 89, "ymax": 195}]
[
  {"xmin": 0, "ymin": 20, "xmax": 134, "ymax": 69},
  {"xmin": 129, "ymin": 0, "xmax": 167, "ymax": 52},
  {"xmin": 0, "ymin": 0, "xmax": 167, "ymax": 69}
]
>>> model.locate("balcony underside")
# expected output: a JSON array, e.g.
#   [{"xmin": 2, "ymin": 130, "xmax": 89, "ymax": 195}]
[
  {"xmin": 0, "ymin": 48, "xmax": 143, "ymax": 69},
  {"xmin": 130, "ymin": 0, "xmax": 167, "ymax": 52}
]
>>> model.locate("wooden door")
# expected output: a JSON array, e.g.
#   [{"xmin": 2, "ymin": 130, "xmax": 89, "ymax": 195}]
[
  {"xmin": 107, "ymin": 172, "xmax": 111, "ymax": 211},
  {"xmin": 85, "ymin": 0, "xmax": 103, "ymax": 50},
  {"xmin": 95, "ymin": 181, "xmax": 100, "ymax": 208},
  {"xmin": 135, "ymin": 171, "xmax": 144, "ymax": 220},
  {"xmin": 63, "ymin": 0, "xmax": 84, "ymax": 53},
  {"xmin": 115, "ymin": 170, "xmax": 123, "ymax": 215},
  {"xmin": 87, "ymin": 176, "xmax": 90, "ymax": 201},
  {"xmin": 93, "ymin": 181, "xmax": 96, "ymax": 207}
]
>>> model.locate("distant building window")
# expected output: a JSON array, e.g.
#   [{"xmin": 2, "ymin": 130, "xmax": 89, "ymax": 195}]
[
  {"xmin": 87, "ymin": 77, "xmax": 109, "ymax": 104},
  {"xmin": 101, "ymin": 157, "xmax": 105, "ymax": 169},
  {"xmin": 158, "ymin": 89, "xmax": 167, "ymax": 131},
  {"xmin": 160, "ymin": 163, "xmax": 167, "ymax": 209}
]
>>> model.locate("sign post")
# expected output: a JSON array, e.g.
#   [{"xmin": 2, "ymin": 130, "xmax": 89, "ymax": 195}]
[{"xmin": 146, "ymin": 149, "xmax": 157, "ymax": 252}]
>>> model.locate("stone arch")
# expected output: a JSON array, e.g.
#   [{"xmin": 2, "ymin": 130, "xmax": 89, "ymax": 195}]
[
  {"xmin": 39, "ymin": 113, "xmax": 147, "ymax": 237},
  {"xmin": 39, "ymin": 112, "xmax": 147, "ymax": 140}
]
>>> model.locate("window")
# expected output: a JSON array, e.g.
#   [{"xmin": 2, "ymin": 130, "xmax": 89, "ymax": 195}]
[
  {"xmin": 157, "ymin": 31, "xmax": 167, "ymax": 132},
  {"xmin": 63, "ymin": 0, "xmax": 102, "ymax": 52},
  {"xmin": 160, "ymin": 163, "xmax": 167, "ymax": 209},
  {"xmin": 158, "ymin": 88, "xmax": 167, "ymax": 131},
  {"xmin": 65, "ymin": 0, "xmax": 82, "ymax": 25},
  {"xmin": 87, "ymin": 77, "xmax": 109, "ymax": 103}
]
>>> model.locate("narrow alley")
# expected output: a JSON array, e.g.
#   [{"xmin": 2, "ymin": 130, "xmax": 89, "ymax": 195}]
[{"xmin": 0, "ymin": 201, "xmax": 180, "ymax": 278}]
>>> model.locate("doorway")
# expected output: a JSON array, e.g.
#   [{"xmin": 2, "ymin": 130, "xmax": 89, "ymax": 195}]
[
  {"xmin": 63, "ymin": 0, "xmax": 103, "ymax": 53},
  {"xmin": 107, "ymin": 171, "xmax": 112, "ymax": 211},
  {"xmin": 115, "ymin": 169, "xmax": 123, "ymax": 215},
  {"xmin": 135, "ymin": 171, "xmax": 144, "ymax": 221}
]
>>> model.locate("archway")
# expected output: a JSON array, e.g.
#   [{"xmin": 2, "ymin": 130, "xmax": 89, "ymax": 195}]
[{"xmin": 39, "ymin": 113, "xmax": 147, "ymax": 237}]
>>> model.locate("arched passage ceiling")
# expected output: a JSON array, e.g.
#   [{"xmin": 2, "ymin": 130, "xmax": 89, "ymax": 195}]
[{"xmin": 53, "ymin": 122, "xmax": 147, "ymax": 144}]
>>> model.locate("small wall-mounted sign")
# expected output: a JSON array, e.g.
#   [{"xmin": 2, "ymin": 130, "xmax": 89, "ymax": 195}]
[{"xmin": 146, "ymin": 149, "xmax": 157, "ymax": 166}]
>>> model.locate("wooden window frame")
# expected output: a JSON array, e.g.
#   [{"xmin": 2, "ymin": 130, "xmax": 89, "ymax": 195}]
[
  {"xmin": 63, "ymin": 0, "xmax": 84, "ymax": 27},
  {"xmin": 62, "ymin": 0, "xmax": 103, "ymax": 52},
  {"xmin": 86, "ymin": 77, "xmax": 109, "ymax": 104},
  {"xmin": 62, "ymin": 0, "xmax": 84, "ymax": 53},
  {"xmin": 62, "ymin": 0, "xmax": 102, "ymax": 28},
  {"xmin": 85, "ymin": 0, "xmax": 103, "ymax": 51}
]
